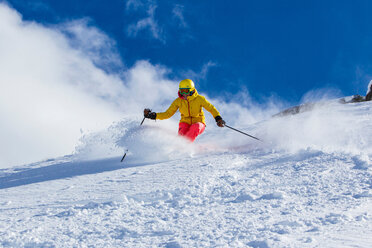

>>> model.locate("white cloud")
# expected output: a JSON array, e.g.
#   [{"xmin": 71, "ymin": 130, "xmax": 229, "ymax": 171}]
[
  {"xmin": 125, "ymin": 2, "xmax": 189, "ymax": 42},
  {"xmin": 126, "ymin": 1, "xmax": 164, "ymax": 42},
  {"xmin": 199, "ymin": 61, "xmax": 217, "ymax": 79},
  {"xmin": 172, "ymin": 4, "xmax": 188, "ymax": 28},
  {"xmin": 181, "ymin": 61, "xmax": 217, "ymax": 84},
  {"xmin": 58, "ymin": 19, "xmax": 124, "ymax": 72},
  {"xmin": 0, "ymin": 3, "xmax": 128, "ymax": 167},
  {"xmin": 126, "ymin": 0, "xmax": 144, "ymax": 10}
]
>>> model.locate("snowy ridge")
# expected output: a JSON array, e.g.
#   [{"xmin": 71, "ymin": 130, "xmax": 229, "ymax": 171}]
[{"xmin": 1, "ymin": 101, "xmax": 372, "ymax": 247}]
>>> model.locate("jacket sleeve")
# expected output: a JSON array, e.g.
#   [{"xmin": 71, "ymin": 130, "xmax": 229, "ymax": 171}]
[
  {"xmin": 156, "ymin": 99, "xmax": 179, "ymax": 120},
  {"xmin": 201, "ymin": 96, "xmax": 220, "ymax": 118}
]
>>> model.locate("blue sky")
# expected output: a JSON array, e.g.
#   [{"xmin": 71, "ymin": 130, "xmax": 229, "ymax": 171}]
[{"xmin": 6, "ymin": 0, "xmax": 372, "ymax": 103}]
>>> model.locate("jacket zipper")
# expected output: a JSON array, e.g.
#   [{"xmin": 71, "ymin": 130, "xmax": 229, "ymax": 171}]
[{"xmin": 187, "ymin": 98, "xmax": 192, "ymax": 124}]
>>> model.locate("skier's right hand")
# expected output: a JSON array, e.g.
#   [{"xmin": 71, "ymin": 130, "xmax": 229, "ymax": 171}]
[
  {"xmin": 144, "ymin": 108, "xmax": 156, "ymax": 119},
  {"xmin": 144, "ymin": 108, "xmax": 151, "ymax": 116}
]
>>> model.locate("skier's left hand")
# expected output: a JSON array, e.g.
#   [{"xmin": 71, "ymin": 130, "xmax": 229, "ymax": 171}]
[
  {"xmin": 217, "ymin": 119, "xmax": 225, "ymax": 127},
  {"xmin": 215, "ymin": 116, "xmax": 225, "ymax": 127}
]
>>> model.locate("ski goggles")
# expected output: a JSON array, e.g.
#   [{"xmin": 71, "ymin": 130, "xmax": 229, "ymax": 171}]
[{"xmin": 179, "ymin": 88, "xmax": 191, "ymax": 95}]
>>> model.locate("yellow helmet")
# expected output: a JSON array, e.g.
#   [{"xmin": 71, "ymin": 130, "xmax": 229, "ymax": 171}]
[{"xmin": 179, "ymin": 79, "xmax": 195, "ymax": 91}]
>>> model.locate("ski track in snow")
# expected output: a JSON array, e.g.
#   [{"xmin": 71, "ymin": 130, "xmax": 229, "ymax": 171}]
[{"xmin": 1, "ymin": 101, "xmax": 372, "ymax": 247}]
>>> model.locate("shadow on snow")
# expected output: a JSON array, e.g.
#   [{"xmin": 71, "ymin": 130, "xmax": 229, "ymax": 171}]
[{"xmin": 0, "ymin": 157, "xmax": 149, "ymax": 190}]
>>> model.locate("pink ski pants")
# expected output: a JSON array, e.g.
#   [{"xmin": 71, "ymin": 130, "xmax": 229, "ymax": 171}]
[{"xmin": 178, "ymin": 122, "xmax": 206, "ymax": 142}]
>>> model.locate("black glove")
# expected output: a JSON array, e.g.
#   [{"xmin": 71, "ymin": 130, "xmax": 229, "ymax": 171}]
[
  {"xmin": 215, "ymin": 116, "xmax": 225, "ymax": 127},
  {"xmin": 144, "ymin": 108, "xmax": 156, "ymax": 120}
]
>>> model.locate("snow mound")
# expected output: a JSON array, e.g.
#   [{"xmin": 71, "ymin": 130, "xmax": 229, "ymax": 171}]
[
  {"xmin": 73, "ymin": 118, "xmax": 215, "ymax": 163},
  {"xmin": 73, "ymin": 100, "xmax": 372, "ymax": 164},
  {"xmin": 256, "ymin": 100, "xmax": 372, "ymax": 155},
  {"xmin": 1, "ymin": 99, "xmax": 372, "ymax": 247}
]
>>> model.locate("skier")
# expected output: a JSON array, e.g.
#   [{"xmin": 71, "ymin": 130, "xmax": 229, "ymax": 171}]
[{"xmin": 144, "ymin": 79, "xmax": 225, "ymax": 142}]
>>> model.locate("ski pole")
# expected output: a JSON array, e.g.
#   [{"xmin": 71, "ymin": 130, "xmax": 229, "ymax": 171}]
[
  {"xmin": 224, "ymin": 124, "xmax": 262, "ymax": 141},
  {"xmin": 121, "ymin": 117, "xmax": 145, "ymax": 162},
  {"xmin": 120, "ymin": 151, "xmax": 127, "ymax": 162}
]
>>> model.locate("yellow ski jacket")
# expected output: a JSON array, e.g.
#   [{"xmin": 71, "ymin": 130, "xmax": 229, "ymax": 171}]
[{"xmin": 156, "ymin": 90, "xmax": 220, "ymax": 125}]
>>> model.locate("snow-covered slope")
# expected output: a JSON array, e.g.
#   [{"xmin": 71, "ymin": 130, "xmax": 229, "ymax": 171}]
[{"xmin": 1, "ymin": 101, "xmax": 372, "ymax": 247}]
